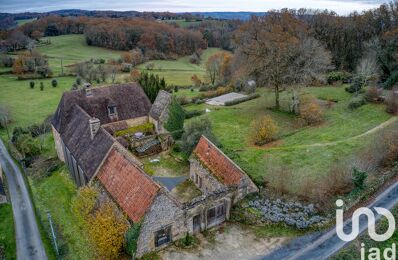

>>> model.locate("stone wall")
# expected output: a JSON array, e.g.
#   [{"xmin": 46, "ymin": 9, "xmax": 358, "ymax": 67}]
[
  {"xmin": 189, "ymin": 158, "xmax": 225, "ymax": 194},
  {"xmin": 136, "ymin": 192, "xmax": 186, "ymax": 257},
  {"xmin": 52, "ymin": 126, "xmax": 65, "ymax": 162}
]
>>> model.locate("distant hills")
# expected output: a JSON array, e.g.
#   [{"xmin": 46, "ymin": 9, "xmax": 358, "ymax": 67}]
[{"xmin": 191, "ymin": 12, "xmax": 267, "ymax": 20}]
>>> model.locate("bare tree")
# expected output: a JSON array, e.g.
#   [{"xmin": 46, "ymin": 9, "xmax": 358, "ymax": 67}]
[{"xmin": 234, "ymin": 12, "xmax": 332, "ymax": 110}]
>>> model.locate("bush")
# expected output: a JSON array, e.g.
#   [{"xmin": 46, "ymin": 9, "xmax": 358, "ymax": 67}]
[
  {"xmin": 14, "ymin": 134, "xmax": 41, "ymax": 157},
  {"xmin": 348, "ymin": 95, "xmax": 367, "ymax": 110},
  {"xmin": 250, "ymin": 115, "xmax": 279, "ymax": 145},
  {"xmin": 224, "ymin": 93, "xmax": 260, "ymax": 106},
  {"xmin": 299, "ymin": 95, "xmax": 324, "ymax": 125},
  {"xmin": 385, "ymin": 88, "xmax": 398, "ymax": 114},
  {"xmin": 40, "ymin": 82, "xmax": 44, "ymax": 91},
  {"xmin": 174, "ymin": 85, "xmax": 179, "ymax": 92},
  {"xmin": 382, "ymin": 70, "xmax": 398, "ymax": 89},
  {"xmin": 200, "ymin": 86, "xmax": 232, "ymax": 99},
  {"xmin": 185, "ymin": 110, "xmax": 204, "ymax": 119},
  {"xmin": 264, "ymin": 165, "xmax": 293, "ymax": 195},
  {"xmin": 29, "ymin": 81, "xmax": 35, "ymax": 89},
  {"xmin": 327, "ymin": 71, "xmax": 351, "ymax": 85},
  {"xmin": 176, "ymin": 96, "xmax": 190, "ymax": 105},
  {"xmin": 199, "ymin": 85, "xmax": 209, "ymax": 92},
  {"xmin": 365, "ymin": 87, "xmax": 382, "ymax": 103},
  {"xmin": 181, "ymin": 117, "xmax": 219, "ymax": 156},
  {"xmin": 125, "ymin": 223, "xmax": 141, "ymax": 256},
  {"xmin": 345, "ymin": 76, "xmax": 365, "ymax": 94},
  {"xmin": 71, "ymin": 186, "xmax": 99, "ymax": 226},
  {"xmin": 51, "ymin": 79, "xmax": 58, "ymax": 88},
  {"xmin": 76, "ymin": 77, "xmax": 82, "ymax": 85},
  {"xmin": 351, "ymin": 167, "xmax": 367, "ymax": 190},
  {"xmin": 121, "ymin": 63, "xmax": 132, "ymax": 73}
]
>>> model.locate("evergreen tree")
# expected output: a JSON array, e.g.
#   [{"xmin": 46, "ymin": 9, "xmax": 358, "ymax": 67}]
[{"xmin": 165, "ymin": 98, "xmax": 185, "ymax": 139}]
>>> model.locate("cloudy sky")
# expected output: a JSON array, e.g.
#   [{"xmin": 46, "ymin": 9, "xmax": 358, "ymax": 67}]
[{"xmin": 0, "ymin": 0, "xmax": 390, "ymax": 15}]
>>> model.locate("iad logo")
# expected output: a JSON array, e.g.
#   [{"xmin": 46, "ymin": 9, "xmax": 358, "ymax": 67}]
[{"xmin": 335, "ymin": 199, "xmax": 396, "ymax": 242}]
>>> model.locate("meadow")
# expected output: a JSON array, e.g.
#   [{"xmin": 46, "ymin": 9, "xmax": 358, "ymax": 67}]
[{"xmin": 185, "ymin": 87, "xmax": 393, "ymax": 185}]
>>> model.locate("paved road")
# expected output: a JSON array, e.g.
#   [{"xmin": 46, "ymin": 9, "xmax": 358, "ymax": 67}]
[
  {"xmin": 263, "ymin": 180, "xmax": 398, "ymax": 260},
  {"xmin": 0, "ymin": 140, "xmax": 47, "ymax": 260}
]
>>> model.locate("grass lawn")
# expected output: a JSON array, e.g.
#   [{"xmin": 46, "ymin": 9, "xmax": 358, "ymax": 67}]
[
  {"xmin": 29, "ymin": 168, "xmax": 95, "ymax": 260},
  {"xmin": 185, "ymin": 86, "xmax": 394, "ymax": 185},
  {"xmin": 16, "ymin": 18, "xmax": 37, "ymax": 26},
  {"xmin": 0, "ymin": 204, "xmax": 16, "ymax": 260},
  {"xmin": 34, "ymin": 35, "xmax": 123, "ymax": 74},
  {"xmin": 137, "ymin": 48, "xmax": 229, "ymax": 86}
]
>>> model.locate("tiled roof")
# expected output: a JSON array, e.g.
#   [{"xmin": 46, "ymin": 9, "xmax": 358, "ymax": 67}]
[
  {"xmin": 193, "ymin": 136, "xmax": 244, "ymax": 186},
  {"xmin": 52, "ymin": 83, "xmax": 151, "ymax": 132},
  {"xmin": 97, "ymin": 147, "xmax": 160, "ymax": 222}
]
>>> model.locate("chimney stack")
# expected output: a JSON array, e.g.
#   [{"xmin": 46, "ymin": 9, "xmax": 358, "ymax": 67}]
[
  {"xmin": 84, "ymin": 83, "xmax": 93, "ymax": 97},
  {"xmin": 89, "ymin": 117, "xmax": 100, "ymax": 140}
]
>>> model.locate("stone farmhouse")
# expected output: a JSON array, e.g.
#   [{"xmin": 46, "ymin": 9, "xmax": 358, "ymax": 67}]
[{"xmin": 51, "ymin": 83, "xmax": 258, "ymax": 257}]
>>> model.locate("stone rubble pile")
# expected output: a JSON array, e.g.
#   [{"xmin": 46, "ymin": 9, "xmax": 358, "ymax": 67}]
[{"xmin": 248, "ymin": 198, "xmax": 327, "ymax": 229}]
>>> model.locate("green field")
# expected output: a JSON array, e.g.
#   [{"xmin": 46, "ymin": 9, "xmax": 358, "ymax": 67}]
[
  {"xmin": 29, "ymin": 169, "xmax": 96, "ymax": 259},
  {"xmin": 0, "ymin": 204, "xmax": 16, "ymax": 260},
  {"xmin": 137, "ymin": 48, "xmax": 229, "ymax": 86},
  {"xmin": 16, "ymin": 18, "xmax": 36, "ymax": 26},
  {"xmin": 185, "ymin": 87, "xmax": 394, "ymax": 185},
  {"xmin": 161, "ymin": 19, "xmax": 203, "ymax": 28},
  {"xmin": 34, "ymin": 35, "xmax": 123, "ymax": 74}
]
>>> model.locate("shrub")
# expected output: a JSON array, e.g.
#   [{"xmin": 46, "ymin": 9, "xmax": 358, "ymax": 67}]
[
  {"xmin": 14, "ymin": 134, "xmax": 41, "ymax": 157},
  {"xmin": 71, "ymin": 186, "xmax": 99, "ymax": 226},
  {"xmin": 174, "ymin": 85, "xmax": 179, "ymax": 92},
  {"xmin": 264, "ymin": 165, "xmax": 293, "ymax": 195},
  {"xmin": 88, "ymin": 202, "xmax": 129, "ymax": 259},
  {"xmin": 385, "ymin": 88, "xmax": 398, "ymax": 114},
  {"xmin": 29, "ymin": 81, "xmax": 35, "ymax": 89},
  {"xmin": 351, "ymin": 167, "xmax": 367, "ymax": 190},
  {"xmin": 348, "ymin": 95, "xmax": 367, "ymax": 110},
  {"xmin": 250, "ymin": 115, "xmax": 279, "ymax": 145},
  {"xmin": 224, "ymin": 93, "xmax": 260, "ymax": 106},
  {"xmin": 365, "ymin": 87, "xmax": 382, "ymax": 103},
  {"xmin": 125, "ymin": 223, "xmax": 141, "ymax": 256},
  {"xmin": 51, "ymin": 79, "xmax": 58, "ymax": 88},
  {"xmin": 345, "ymin": 76, "xmax": 366, "ymax": 94},
  {"xmin": 165, "ymin": 98, "xmax": 185, "ymax": 139},
  {"xmin": 181, "ymin": 117, "xmax": 219, "ymax": 156},
  {"xmin": 327, "ymin": 71, "xmax": 351, "ymax": 85},
  {"xmin": 176, "ymin": 96, "xmax": 190, "ymax": 105},
  {"xmin": 383, "ymin": 70, "xmax": 398, "ymax": 89},
  {"xmin": 121, "ymin": 63, "xmax": 132, "ymax": 72},
  {"xmin": 145, "ymin": 62, "xmax": 155, "ymax": 70},
  {"xmin": 299, "ymin": 95, "xmax": 324, "ymax": 125},
  {"xmin": 174, "ymin": 233, "xmax": 199, "ymax": 249},
  {"xmin": 40, "ymin": 82, "xmax": 44, "ymax": 91},
  {"xmin": 185, "ymin": 110, "xmax": 204, "ymax": 119},
  {"xmin": 199, "ymin": 85, "xmax": 209, "ymax": 92},
  {"xmin": 200, "ymin": 86, "xmax": 232, "ymax": 99},
  {"xmin": 76, "ymin": 77, "xmax": 82, "ymax": 85}
]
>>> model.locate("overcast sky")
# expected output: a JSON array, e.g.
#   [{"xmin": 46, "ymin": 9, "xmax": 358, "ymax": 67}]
[{"xmin": 0, "ymin": 0, "xmax": 391, "ymax": 15}]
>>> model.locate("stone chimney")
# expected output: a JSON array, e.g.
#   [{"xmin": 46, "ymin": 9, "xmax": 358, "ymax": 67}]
[
  {"xmin": 89, "ymin": 118, "xmax": 100, "ymax": 140},
  {"xmin": 84, "ymin": 83, "xmax": 93, "ymax": 97}
]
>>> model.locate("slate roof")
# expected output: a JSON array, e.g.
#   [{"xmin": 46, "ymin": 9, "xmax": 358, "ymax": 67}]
[
  {"xmin": 149, "ymin": 90, "xmax": 172, "ymax": 121},
  {"xmin": 52, "ymin": 83, "xmax": 152, "ymax": 132},
  {"xmin": 193, "ymin": 136, "xmax": 245, "ymax": 186},
  {"xmin": 62, "ymin": 105, "xmax": 114, "ymax": 181},
  {"xmin": 97, "ymin": 147, "xmax": 161, "ymax": 222}
]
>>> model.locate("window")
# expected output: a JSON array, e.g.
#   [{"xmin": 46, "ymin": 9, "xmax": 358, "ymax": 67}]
[
  {"xmin": 216, "ymin": 204, "xmax": 225, "ymax": 218},
  {"xmin": 154, "ymin": 226, "xmax": 171, "ymax": 247},
  {"xmin": 207, "ymin": 208, "xmax": 216, "ymax": 225},
  {"xmin": 108, "ymin": 106, "xmax": 117, "ymax": 115}
]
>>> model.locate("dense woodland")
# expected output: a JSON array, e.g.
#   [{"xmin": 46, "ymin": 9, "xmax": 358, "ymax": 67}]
[{"xmin": 0, "ymin": 1, "xmax": 397, "ymax": 84}]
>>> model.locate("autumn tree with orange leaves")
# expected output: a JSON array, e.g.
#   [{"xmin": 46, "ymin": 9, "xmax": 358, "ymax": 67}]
[{"xmin": 234, "ymin": 12, "xmax": 332, "ymax": 110}]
